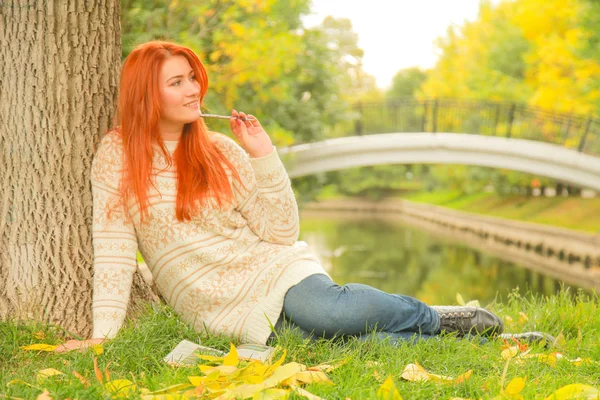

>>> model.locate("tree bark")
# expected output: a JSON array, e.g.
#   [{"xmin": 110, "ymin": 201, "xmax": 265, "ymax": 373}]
[{"xmin": 0, "ymin": 0, "xmax": 161, "ymax": 338}]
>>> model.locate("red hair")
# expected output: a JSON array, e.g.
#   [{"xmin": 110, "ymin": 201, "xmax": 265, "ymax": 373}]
[{"xmin": 112, "ymin": 40, "xmax": 240, "ymax": 221}]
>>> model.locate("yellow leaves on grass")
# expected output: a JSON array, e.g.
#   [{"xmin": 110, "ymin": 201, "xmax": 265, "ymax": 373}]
[
  {"xmin": 376, "ymin": 376, "xmax": 403, "ymax": 400},
  {"xmin": 36, "ymin": 369, "xmax": 65, "ymax": 384},
  {"xmin": 21, "ymin": 342, "xmax": 103, "ymax": 355},
  {"xmin": 180, "ymin": 344, "xmax": 337, "ymax": 399},
  {"xmin": 21, "ymin": 344, "xmax": 58, "ymax": 352},
  {"xmin": 501, "ymin": 345, "xmax": 597, "ymax": 368},
  {"xmin": 401, "ymin": 363, "xmax": 472, "ymax": 385},
  {"xmin": 544, "ymin": 384, "xmax": 600, "ymax": 400},
  {"xmin": 502, "ymin": 377, "xmax": 526, "ymax": 400}
]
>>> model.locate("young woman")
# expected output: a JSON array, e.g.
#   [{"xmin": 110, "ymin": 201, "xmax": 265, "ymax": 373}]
[{"xmin": 58, "ymin": 40, "xmax": 507, "ymax": 352}]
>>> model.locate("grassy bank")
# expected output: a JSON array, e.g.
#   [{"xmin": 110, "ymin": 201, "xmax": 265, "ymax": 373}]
[
  {"xmin": 1, "ymin": 290, "xmax": 599, "ymax": 399},
  {"xmin": 313, "ymin": 186, "xmax": 600, "ymax": 234},
  {"xmin": 401, "ymin": 191, "xmax": 600, "ymax": 234}
]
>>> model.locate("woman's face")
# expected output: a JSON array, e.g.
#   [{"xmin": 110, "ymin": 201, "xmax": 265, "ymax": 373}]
[{"xmin": 158, "ymin": 55, "xmax": 201, "ymax": 136}]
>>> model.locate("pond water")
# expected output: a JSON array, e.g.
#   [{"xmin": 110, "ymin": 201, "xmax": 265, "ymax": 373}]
[{"xmin": 298, "ymin": 212, "xmax": 581, "ymax": 306}]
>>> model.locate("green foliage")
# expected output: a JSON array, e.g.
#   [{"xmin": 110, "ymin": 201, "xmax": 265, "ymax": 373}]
[
  {"xmin": 386, "ymin": 67, "xmax": 427, "ymax": 100},
  {"xmin": 120, "ymin": 0, "xmax": 376, "ymax": 146}
]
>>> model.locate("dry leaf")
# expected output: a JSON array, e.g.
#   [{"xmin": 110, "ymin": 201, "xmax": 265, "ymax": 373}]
[
  {"xmin": 72, "ymin": 370, "xmax": 90, "ymax": 388},
  {"xmin": 454, "ymin": 370, "xmax": 473, "ymax": 385},
  {"xmin": 401, "ymin": 363, "xmax": 452, "ymax": 383},
  {"xmin": 376, "ymin": 376, "xmax": 403, "ymax": 400},
  {"xmin": 32, "ymin": 331, "xmax": 46, "ymax": 340},
  {"xmin": 93, "ymin": 357, "xmax": 103, "ymax": 384}
]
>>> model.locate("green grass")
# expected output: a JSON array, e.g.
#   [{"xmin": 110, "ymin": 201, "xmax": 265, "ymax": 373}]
[
  {"xmin": 392, "ymin": 190, "xmax": 600, "ymax": 234},
  {"xmin": 2, "ymin": 290, "xmax": 600, "ymax": 399}
]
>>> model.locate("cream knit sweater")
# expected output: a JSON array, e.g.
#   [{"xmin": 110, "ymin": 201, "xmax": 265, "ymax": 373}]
[{"xmin": 91, "ymin": 131, "xmax": 326, "ymax": 344}]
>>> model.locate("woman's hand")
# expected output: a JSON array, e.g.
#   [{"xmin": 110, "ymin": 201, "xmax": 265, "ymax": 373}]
[
  {"xmin": 54, "ymin": 338, "xmax": 107, "ymax": 353},
  {"xmin": 229, "ymin": 110, "xmax": 274, "ymax": 158}
]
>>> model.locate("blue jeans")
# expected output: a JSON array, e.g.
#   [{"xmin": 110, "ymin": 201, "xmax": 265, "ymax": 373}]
[{"xmin": 269, "ymin": 273, "xmax": 441, "ymax": 345}]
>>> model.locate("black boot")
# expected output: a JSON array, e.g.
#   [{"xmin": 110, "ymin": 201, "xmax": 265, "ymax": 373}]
[{"xmin": 431, "ymin": 306, "xmax": 504, "ymax": 337}]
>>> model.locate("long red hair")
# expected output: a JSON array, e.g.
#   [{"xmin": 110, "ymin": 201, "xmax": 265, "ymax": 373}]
[{"xmin": 113, "ymin": 40, "xmax": 240, "ymax": 221}]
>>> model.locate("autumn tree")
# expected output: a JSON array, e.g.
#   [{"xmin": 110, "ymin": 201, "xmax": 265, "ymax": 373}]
[{"xmin": 0, "ymin": 1, "xmax": 159, "ymax": 337}]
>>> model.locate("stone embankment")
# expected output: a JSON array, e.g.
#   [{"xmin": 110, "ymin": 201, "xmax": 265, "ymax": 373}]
[{"xmin": 302, "ymin": 199, "xmax": 600, "ymax": 291}]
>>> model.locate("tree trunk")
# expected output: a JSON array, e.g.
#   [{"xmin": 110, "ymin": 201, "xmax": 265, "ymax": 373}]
[{"xmin": 0, "ymin": 0, "xmax": 161, "ymax": 338}]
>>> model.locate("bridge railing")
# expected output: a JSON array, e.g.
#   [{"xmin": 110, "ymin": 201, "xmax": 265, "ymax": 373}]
[{"xmin": 320, "ymin": 99, "xmax": 600, "ymax": 156}]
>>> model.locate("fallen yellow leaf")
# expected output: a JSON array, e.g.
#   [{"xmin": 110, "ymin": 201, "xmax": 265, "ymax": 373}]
[
  {"xmin": 295, "ymin": 371, "xmax": 333, "ymax": 385},
  {"xmin": 252, "ymin": 388, "xmax": 289, "ymax": 399},
  {"xmin": 262, "ymin": 363, "xmax": 304, "ymax": 387},
  {"xmin": 543, "ymin": 384, "xmax": 599, "ymax": 400},
  {"xmin": 308, "ymin": 359, "xmax": 347, "ymax": 373},
  {"xmin": 504, "ymin": 377, "xmax": 526, "ymax": 395},
  {"xmin": 36, "ymin": 369, "xmax": 64, "ymax": 384},
  {"xmin": 105, "ymin": 379, "xmax": 137, "ymax": 399},
  {"xmin": 91, "ymin": 344, "xmax": 104, "ymax": 355},
  {"xmin": 401, "ymin": 363, "xmax": 452, "ymax": 383},
  {"xmin": 223, "ymin": 343, "xmax": 239, "ymax": 367},
  {"xmin": 21, "ymin": 344, "xmax": 58, "ymax": 352},
  {"xmin": 376, "ymin": 376, "xmax": 403, "ymax": 400}
]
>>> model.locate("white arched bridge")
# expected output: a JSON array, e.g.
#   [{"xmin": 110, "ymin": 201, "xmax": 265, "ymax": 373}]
[{"xmin": 278, "ymin": 99, "xmax": 600, "ymax": 190}]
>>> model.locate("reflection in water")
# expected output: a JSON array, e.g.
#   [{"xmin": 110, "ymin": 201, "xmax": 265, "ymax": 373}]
[{"xmin": 299, "ymin": 214, "xmax": 579, "ymax": 306}]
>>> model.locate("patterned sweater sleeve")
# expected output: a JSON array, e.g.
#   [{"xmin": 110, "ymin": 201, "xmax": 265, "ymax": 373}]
[
  {"xmin": 218, "ymin": 134, "xmax": 300, "ymax": 245},
  {"xmin": 90, "ymin": 134, "xmax": 138, "ymax": 339}
]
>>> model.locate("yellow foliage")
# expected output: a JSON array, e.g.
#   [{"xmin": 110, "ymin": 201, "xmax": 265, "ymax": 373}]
[
  {"xmin": 376, "ymin": 376, "xmax": 403, "ymax": 400},
  {"xmin": 422, "ymin": 0, "xmax": 600, "ymax": 117}
]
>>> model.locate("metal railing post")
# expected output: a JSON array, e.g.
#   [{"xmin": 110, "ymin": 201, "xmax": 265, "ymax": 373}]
[
  {"xmin": 422, "ymin": 100, "xmax": 428, "ymax": 132},
  {"xmin": 354, "ymin": 102, "xmax": 363, "ymax": 136},
  {"xmin": 578, "ymin": 117, "xmax": 592, "ymax": 152},
  {"xmin": 506, "ymin": 103, "xmax": 516, "ymax": 138},
  {"xmin": 432, "ymin": 99, "xmax": 439, "ymax": 133},
  {"xmin": 493, "ymin": 104, "xmax": 500, "ymax": 136}
]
